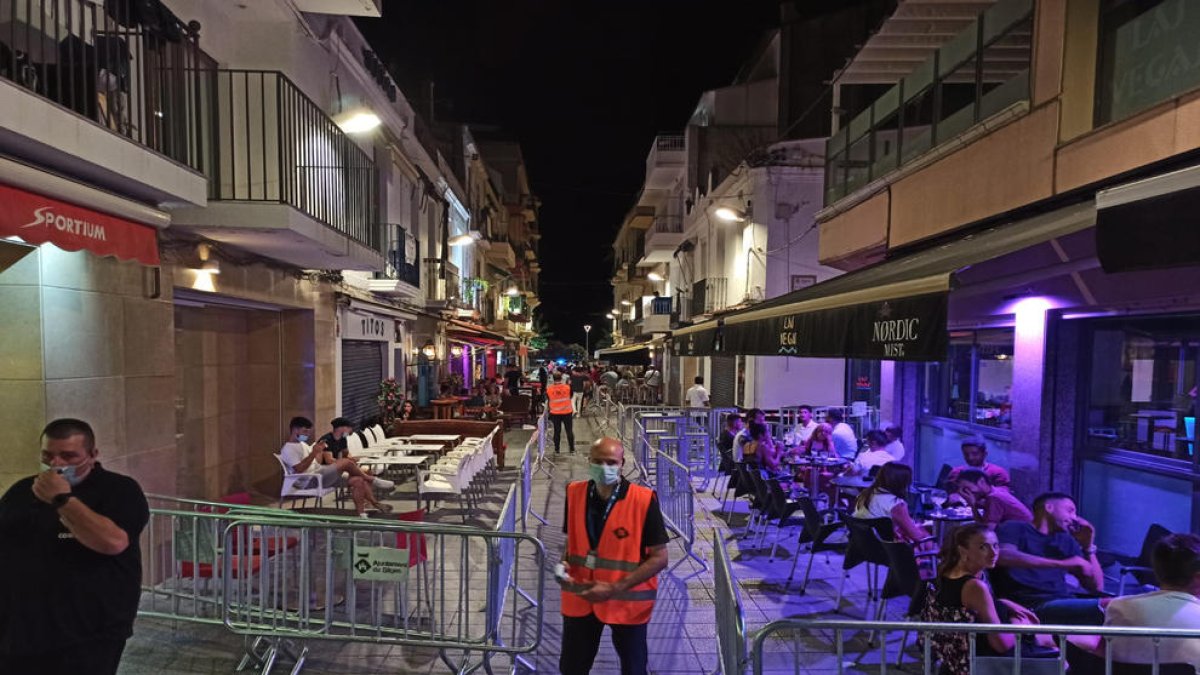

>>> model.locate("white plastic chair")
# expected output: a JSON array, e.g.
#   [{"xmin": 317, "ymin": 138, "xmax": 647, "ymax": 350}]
[
  {"xmin": 362, "ymin": 427, "xmax": 379, "ymax": 445},
  {"xmin": 417, "ymin": 455, "xmax": 474, "ymax": 521},
  {"xmin": 346, "ymin": 432, "xmax": 365, "ymax": 455},
  {"xmin": 274, "ymin": 453, "xmax": 338, "ymax": 509}
]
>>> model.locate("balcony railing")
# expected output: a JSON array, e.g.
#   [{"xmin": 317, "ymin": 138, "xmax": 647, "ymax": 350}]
[
  {"xmin": 0, "ymin": 0, "xmax": 215, "ymax": 170},
  {"xmin": 690, "ymin": 277, "xmax": 727, "ymax": 317},
  {"xmin": 423, "ymin": 258, "xmax": 460, "ymax": 303},
  {"xmin": 209, "ymin": 70, "xmax": 380, "ymax": 251},
  {"xmin": 824, "ymin": 0, "xmax": 1033, "ymax": 205},
  {"xmin": 374, "ymin": 224, "xmax": 419, "ymax": 287},
  {"xmin": 651, "ymin": 215, "xmax": 683, "ymax": 234},
  {"xmin": 650, "ymin": 297, "xmax": 672, "ymax": 315},
  {"xmin": 653, "ymin": 134, "xmax": 685, "ymax": 153}
]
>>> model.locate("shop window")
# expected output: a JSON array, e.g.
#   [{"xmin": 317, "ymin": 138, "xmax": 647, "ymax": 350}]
[
  {"xmin": 921, "ymin": 329, "xmax": 1014, "ymax": 429},
  {"xmin": 1096, "ymin": 0, "xmax": 1200, "ymax": 125},
  {"xmin": 1084, "ymin": 315, "xmax": 1200, "ymax": 461},
  {"xmin": 846, "ymin": 359, "xmax": 882, "ymax": 410}
]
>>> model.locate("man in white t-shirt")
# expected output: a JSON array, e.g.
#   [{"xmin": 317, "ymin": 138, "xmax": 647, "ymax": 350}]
[
  {"xmin": 1105, "ymin": 532, "xmax": 1200, "ymax": 668},
  {"xmin": 278, "ymin": 416, "xmax": 394, "ymax": 516},
  {"xmin": 826, "ymin": 409, "xmax": 858, "ymax": 460},
  {"xmin": 883, "ymin": 424, "xmax": 906, "ymax": 461},
  {"xmin": 685, "ymin": 376, "xmax": 709, "ymax": 408},
  {"xmin": 793, "ymin": 405, "xmax": 818, "ymax": 444}
]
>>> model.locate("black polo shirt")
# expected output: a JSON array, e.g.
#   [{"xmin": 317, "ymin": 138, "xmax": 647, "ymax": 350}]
[
  {"xmin": 562, "ymin": 479, "xmax": 669, "ymax": 550},
  {"xmin": 0, "ymin": 463, "xmax": 149, "ymax": 655},
  {"xmin": 319, "ymin": 432, "xmax": 349, "ymax": 459}
]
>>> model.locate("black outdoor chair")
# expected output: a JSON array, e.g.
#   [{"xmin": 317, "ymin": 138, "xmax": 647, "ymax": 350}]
[
  {"xmin": 934, "ymin": 463, "xmax": 953, "ymax": 491},
  {"xmin": 1113, "ymin": 523, "xmax": 1172, "ymax": 596},
  {"xmin": 1066, "ymin": 641, "xmax": 1196, "ymax": 675},
  {"xmin": 837, "ymin": 516, "xmax": 894, "ymax": 611},
  {"xmin": 722, "ymin": 462, "xmax": 755, "ymax": 521},
  {"xmin": 877, "ymin": 534, "xmax": 936, "ymax": 658},
  {"xmin": 786, "ymin": 495, "xmax": 848, "ymax": 594},
  {"xmin": 763, "ymin": 478, "xmax": 806, "ymax": 561},
  {"xmin": 742, "ymin": 467, "xmax": 772, "ymax": 543}
]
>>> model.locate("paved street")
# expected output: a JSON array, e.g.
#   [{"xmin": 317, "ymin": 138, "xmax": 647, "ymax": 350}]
[{"xmin": 121, "ymin": 410, "xmax": 900, "ymax": 674}]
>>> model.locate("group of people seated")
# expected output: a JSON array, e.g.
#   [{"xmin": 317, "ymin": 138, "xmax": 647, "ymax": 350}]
[{"xmin": 277, "ymin": 416, "xmax": 396, "ymax": 517}]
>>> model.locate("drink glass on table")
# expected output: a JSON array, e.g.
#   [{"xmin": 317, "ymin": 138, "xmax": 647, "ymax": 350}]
[{"xmin": 929, "ymin": 488, "xmax": 948, "ymax": 516}]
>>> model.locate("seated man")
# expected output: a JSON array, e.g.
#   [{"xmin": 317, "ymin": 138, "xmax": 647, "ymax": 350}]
[
  {"xmin": 947, "ymin": 437, "xmax": 1011, "ymax": 487},
  {"xmin": 318, "ymin": 417, "xmax": 356, "ymax": 461},
  {"xmin": 717, "ymin": 414, "xmax": 744, "ymax": 470},
  {"xmin": 826, "ymin": 409, "xmax": 858, "ymax": 461},
  {"xmin": 992, "ymin": 492, "xmax": 1108, "ymax": 625},
  {"xmin": 883, "ymin": 424, "xmax": 905, "ymax": 461},
  {"xmin": 953, "ymin": 469, "xmax": 1032, "ymax": 526},
  {"xmin": 280, "ymin": 416, "xmax": 393, "ymax": 517},
  {"xmin": 845, "ymin": 430, "xmax": 894, "ymax": 476},
  {"xmin": 1105, "ymin": 532, "xmax": 1200, "ymax": 667}
]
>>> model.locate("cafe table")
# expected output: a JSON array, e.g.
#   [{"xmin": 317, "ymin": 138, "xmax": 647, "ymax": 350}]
[
  {"xmin": 402, "ymin": 434, "xmax": 463, "ymax": 443},
  {"xmin": 925, "ymin": 507, "xmax": 975, "ymax": 540},
  {"xmin": 786, "ymin": 455, "xmax": 850, "ymax": 500}
]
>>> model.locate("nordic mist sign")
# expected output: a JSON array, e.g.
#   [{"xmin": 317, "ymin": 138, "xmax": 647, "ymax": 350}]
[{"xmin": 871, "ymin": 302, "xmax": 921, "ymax": 358}]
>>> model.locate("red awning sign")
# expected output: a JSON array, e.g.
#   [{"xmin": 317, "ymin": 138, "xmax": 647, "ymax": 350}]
[{"xmin": 0, "ymin": 183, "xmax": 160, "ymax": 265}]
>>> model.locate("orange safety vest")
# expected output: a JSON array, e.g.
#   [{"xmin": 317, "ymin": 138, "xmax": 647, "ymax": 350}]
[
  {"xmin": 547, "ymin": 382, "xmax": 573, "ymax": 415},
  {"xmin": 561, "ymin": 480, "xmax": 659, "ymax": 625}
]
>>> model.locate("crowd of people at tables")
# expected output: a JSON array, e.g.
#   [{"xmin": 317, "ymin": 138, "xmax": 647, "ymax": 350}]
[{"xmin": 717, "ymin": 406, "xmax": 1200, "ymax": 671}]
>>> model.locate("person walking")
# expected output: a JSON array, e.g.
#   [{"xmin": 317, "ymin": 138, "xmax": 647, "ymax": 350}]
[
  {"xmin": 570, "ymin": 366, "xmax": 589, "ymax": 418},
  {"xmin": 558, "ymin": 437, "xmax": 669, "ymax": 675},
  {"xmin": 547, "ymin": 373, "xmax": 576, "ymax": 454},
  {"xmin": 0, "ymin": 418, "xmax": 149, "ymax": 675}
]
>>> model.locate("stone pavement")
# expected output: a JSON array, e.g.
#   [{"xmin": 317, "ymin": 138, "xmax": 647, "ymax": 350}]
[{"xmin": 121, "ymin": 412, "xmax": 901, "ymax": 674}]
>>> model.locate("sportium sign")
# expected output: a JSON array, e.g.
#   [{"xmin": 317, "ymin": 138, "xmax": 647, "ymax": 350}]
[{"xmin": 0, "ymin": 183, "xmax": 160, "ymax": 265}]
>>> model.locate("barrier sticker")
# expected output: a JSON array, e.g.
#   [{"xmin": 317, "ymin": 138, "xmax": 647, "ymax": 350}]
[{"xmin": 352, "ymin": 544, "xmax": 410, "ymax": 582}]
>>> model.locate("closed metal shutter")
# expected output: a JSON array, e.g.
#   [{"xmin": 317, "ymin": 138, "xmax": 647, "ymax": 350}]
[
  {"xmin": 710, "ymin": 356, "xmax": 736, "ymax": 407},
  {"xmin": 342, "ymin": 340, "xmax": 384, "ymax": 427}
]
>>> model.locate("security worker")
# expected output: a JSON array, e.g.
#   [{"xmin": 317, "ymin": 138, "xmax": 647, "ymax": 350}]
[
  {"xmin": 547, "ymin": 373, "xmax": 576, "ymax": 454},
  {"xmin": 558, "ymin": 437, "xmax": 669, "ymax": 674}
]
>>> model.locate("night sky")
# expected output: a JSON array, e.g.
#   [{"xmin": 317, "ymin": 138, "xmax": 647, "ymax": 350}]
[{"xmin": 356, "ymin": 1, "xmax": 782, "ymax": 347}]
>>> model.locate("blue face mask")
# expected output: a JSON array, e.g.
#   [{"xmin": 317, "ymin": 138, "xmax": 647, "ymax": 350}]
[
  {"xmin": 297, "ymin": 434, "xmax": 310, "ymax": 443},
  {"xmin": 588, "ymin": 462, "xmax": 621, "ymax": 486},
  {"xmin": 40, "ymin": 462, "xmax": 87, "ymax": 487}
]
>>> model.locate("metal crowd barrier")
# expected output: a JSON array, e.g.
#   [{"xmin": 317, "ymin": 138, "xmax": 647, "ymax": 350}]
[
  {"xmin": 519, "ymin": 430, "xmax": 548, "ymax": 530},
  {"xmin": 534, "ymin": 408, "xmax": 553, "ymax": 478},
  {"xmin": 485, "ymin": 484, "xmax": 540, "ymax": 675},
  {"xmin": 139, "ymin": 495, "xmax": 546, "ymax": 674},
  {"xmin": 654, "ymin": 449, "xmax": 707, "ymax": 572},
  {"xmin": 714, "ymin": 531, "xmax": 748, "ymax": 675},
  {"xmin": 750, "ymin": 618, "xmax": 1200, "ymax": 675}
]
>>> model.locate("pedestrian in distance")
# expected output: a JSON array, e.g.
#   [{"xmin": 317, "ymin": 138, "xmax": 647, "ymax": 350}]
[
  {"xmin": 0, "ymin": 418, "xmax": 150, "ymax": 675},
  {"xmin": 547, "ymin": 373, "xmax": 576, "ymax": 454},
  {"xmin": 558, "ymin": 437, "xmax": 669, "ymax": 674}
]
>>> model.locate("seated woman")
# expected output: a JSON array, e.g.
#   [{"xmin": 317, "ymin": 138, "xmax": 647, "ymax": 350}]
[
  {"xmin": 925, "ymin": 523, "xmax": 1047, "ymax": 674},
  {"xmin": 804, "ymin": 422, "xmax": 836, "ymax": 457},
  {"xmin": 853, "ymin": 462, "xmax": 938, "ymax": 577},
  {"xmin": 743, "ymin": 422, "xmax": 786, "ymax": 477}
]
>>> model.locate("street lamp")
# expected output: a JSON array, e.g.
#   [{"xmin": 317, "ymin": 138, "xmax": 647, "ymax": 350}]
[{"xmin": 583, "ymin": 324, "xmax": 592, "ymax": 359}]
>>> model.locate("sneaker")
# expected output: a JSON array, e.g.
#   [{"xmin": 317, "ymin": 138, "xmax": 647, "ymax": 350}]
[
  {"xmin": 358, "ymin": 512, "xmax": 370, "ymax": 519},
  {"xmin": 372, "ymin": 477, "xmax": 395, "ymax": 491}
]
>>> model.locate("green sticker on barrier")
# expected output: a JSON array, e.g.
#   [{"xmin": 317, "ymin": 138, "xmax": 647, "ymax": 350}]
[{"xmin": 351, "ymin": 544, "xmax": 409, "ymax": 582}]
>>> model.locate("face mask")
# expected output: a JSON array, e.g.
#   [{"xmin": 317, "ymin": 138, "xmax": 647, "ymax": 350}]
[
  {"xmin": 588, "ymin": 463, "xmax": 621, "ymax": 486},
  {"xmin": 297, "ymin": 434, "xmax": 310, "ymax": 443},
  {"xmin": 40, "ymin": 461, "xmax": 87, "ymax": 487}
]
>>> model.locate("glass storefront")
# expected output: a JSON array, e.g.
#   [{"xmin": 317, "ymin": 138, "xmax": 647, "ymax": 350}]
[
  {"xmin": 1082, "ymin": 315, "xmax": 1200, "ymax": 462},
  {"xmin": 922, "ymin": 329, "xmax": 1014, "ymax": 429}
]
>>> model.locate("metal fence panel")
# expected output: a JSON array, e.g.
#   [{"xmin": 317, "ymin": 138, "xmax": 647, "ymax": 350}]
[
  {"xmin": 654, "ymin": 448, "xmax": 706, "ymax": 572},
  {"xmin": 714, "ymin": 531, "xmax": 747, "ymax": 675}
]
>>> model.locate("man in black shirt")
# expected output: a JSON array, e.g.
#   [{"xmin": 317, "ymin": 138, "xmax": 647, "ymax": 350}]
[
  {"xmin": 318, "ymin": 417, "xmax": 355, "ymax": 460},
  {"xmin": 504, "ymin": 363, "xmax": 523, "ymax": 396},
  {"xmin": 0, "ymin": 418, "xmax": 149, "ymax": 675}
]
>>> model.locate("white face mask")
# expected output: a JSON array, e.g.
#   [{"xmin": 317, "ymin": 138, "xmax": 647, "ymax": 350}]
[
  {"xmin": 588, "ymin": 462, "xmax": 621, "ymax": 486},
  {"xmin": 297, "ymin": 434, "xmax": 310, "ymax": 443},
  {"xmin": 40, "ymin": 461, "xmax": 88, "ymax": 487}
]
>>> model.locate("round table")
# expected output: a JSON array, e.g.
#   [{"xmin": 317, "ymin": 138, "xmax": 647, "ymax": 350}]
[
  {"xmin": 785, "ymin": 455, "xmax": 849, "ymax": 501},
  {"xmin": 431, "ymin": 398, "xmax": 461, "ymax": 419},
  {"xmin": 926, "ymin": 508, "xmax": 975, "ymax": 541}
]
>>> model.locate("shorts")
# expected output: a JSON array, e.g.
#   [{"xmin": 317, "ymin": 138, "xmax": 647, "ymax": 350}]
[{"xmin": 315, "ymin": 464, "xmax": 346, "ymax": 488}]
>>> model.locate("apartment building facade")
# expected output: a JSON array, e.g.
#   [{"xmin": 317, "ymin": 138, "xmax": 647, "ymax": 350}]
[{"xmin": 0, "ymin": 0, "xmax": 536, "ymax": 500}]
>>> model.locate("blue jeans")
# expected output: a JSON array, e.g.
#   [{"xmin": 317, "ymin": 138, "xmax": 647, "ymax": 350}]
[{"xmin": 1031, "ymin": 597, "xmax": 1104, "ymax": 626}]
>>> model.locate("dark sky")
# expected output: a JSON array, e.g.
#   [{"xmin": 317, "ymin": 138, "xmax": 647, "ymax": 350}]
[{"xmin": 357, "ymin": 1, "xmax": 782, "ymax": 347}]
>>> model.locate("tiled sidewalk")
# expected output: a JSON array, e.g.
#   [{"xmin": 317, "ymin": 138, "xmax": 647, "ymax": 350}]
[{"xmin": 121, "ymin": 414, "xmax": 897, "ymax": 673}]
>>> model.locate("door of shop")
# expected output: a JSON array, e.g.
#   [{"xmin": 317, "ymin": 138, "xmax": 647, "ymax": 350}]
[
  {"xmin": 711, "ymin": 356, "xmax": 736, "ymax": 407},
  {"xmin": 342, "ymin": 340, "xmax": 384, "ymax": 427}
]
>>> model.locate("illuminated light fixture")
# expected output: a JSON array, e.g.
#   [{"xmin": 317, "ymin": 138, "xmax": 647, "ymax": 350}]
[
  {"xmin": 449, "ymin": 231, "xmax": 483, "ymax": 246},
  {"xmin": 620, "ymin": 299, "xmax": 632, "ymax": 306},
  {"xmin": 200, "ymin": 259, "xmax": 220, "ymax": 274},
  {"xmin": 336, "ymin": 108, "xmax": 381, "ymax": 134},
  {"xmin": 421, "ymin": 340, "xmax": 437, "ymax": 359},
  {"xmin": 714, "ymin": 206, "xmax": 747, "ymax": 223},
  {"xmin": 450, "ymin": 344, "xmax": 464, "ymax": 357},
  {"xmin": 606, "ymin": 312, "xmax": 615, "ymax": 319},
  {"xmin": 505, "ymin": 284, "xmax": 520, "ymax": 296},
  {"xmin": 647, "ymin": 271, "xmax": 664, "ymax": 282}
]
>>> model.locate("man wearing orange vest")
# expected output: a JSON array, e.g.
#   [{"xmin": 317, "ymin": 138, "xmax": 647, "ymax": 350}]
[
  {"xmin": 547, "ymin": 373, "xmax": 576, "ymax": 454},
  {"xmin": 557, "ymin": 437, "xmax": 669, "ymax": 674}
]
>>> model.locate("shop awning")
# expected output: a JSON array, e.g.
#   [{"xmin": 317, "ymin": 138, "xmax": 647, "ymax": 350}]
[
  {"xmin": 1096, "ymin": 164, "xmax": 1200, "ymax": 273},
  {"xmin": 673, "ymin": 201, "xmax": 1094, "ymax": 361},
  {"xmin": 0, "ymin": 182, "xmax": 162, "ymax": 266},
  {"xmin": 447, "ymin": 323, "xmax": 507, "ymax": 347},
  {"xmin": 595, "ymin": 343, "xmax": 651, "ymax": 365}
]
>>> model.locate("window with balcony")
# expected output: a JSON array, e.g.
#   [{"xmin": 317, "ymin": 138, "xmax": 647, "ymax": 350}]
[
  {"xmin": 0, "ymin": 0, "xmax": 215, "ymax": 170},
  {"xmin": 825, "ymin": 0, "xmax": 1034, "ymax": 204},
  {"xmin": 1095, "ymin": 0, "xmax": 1200, "ymax": 125},
  {"xmin": 375, "ymin": 224, "xmax": 419, "ymax": 287}
]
